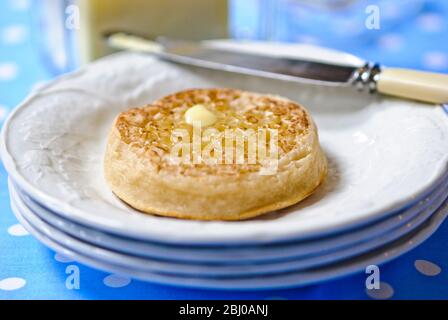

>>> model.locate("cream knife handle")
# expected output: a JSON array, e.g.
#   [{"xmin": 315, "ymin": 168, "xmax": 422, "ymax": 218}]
[{"xmin": 377, "ymin": 68, "xmax": 448, "ymax": 104}]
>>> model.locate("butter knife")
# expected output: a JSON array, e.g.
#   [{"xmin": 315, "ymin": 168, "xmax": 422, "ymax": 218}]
[{"xmin": 106, "ymin": 32, "xmax": 448, "ymax": 105}]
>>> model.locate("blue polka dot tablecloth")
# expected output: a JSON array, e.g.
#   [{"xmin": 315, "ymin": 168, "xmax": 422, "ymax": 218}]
[{"xmin": 1, "ymin": 0, "xmax": 448, "ymax": 300}]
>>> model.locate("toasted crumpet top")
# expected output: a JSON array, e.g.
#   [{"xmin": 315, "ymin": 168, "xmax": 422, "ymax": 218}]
[{"xmin": 114, "ymin": 88, "xmax": 314, "ymax": 176}]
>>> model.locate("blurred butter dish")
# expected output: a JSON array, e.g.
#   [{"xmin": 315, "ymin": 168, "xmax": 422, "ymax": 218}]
[{"xmin": 106, "ymin": 32, "xmax": 448, "ymax": 105}]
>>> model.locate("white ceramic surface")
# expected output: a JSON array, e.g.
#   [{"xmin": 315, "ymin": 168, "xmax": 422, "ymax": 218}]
[
  {"xmin": 11, "ymin": 190, "xmax": 448, "ymax": 290},
  {"xmin": 1, "ymin": 43, "xmax": 448, "ymax": 244},
  {"xmin": 13, "ymin": 176, "xmax": 448, "ymax": 263},
  {"xmin": 9, "ymin": 180, "xmax": 448, "ymax": 277}
]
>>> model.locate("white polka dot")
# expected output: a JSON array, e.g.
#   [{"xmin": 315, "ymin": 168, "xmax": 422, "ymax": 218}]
[
  {"xmin": 0, "ymin": 63, "xmax": 18, "ymax": 81},
  {"xmin": 7, "ymin": 224, "xmax": 29, "ymax": 237},
  {"xmin": 103, "ymin": 274, "xmax": 131, "ymax": 288},
  {"xmin": 414, "ymin": 259, "xmax": 442, "ymax": 276},
  {"xmin": 378, "ymin": 34, "xmax": 403, "ymax": 51},
  {"xmin": 366, "ymin": 282, "xmax": 394, "ymax": 300},
  {"xmin": 423, "ymin": 51, "xmax": 448, "ymax": 70},
  {"xmin": 54, "ymin": 253, "xmax": 75, "ymax": 263},
  {"xmin": 0, "ymin": 277, "xmax": 26, "ymax": 291},
  {"xmin": 9, "ymin": 0, "xmax": 30, "ymax": 11},
  {"xmin": 1, "ymin": 25, "xmax": 28, "ymax": 45},
  {"xmin": 417, "ymin": 14, "xmax": 444, "ymax": 33}
]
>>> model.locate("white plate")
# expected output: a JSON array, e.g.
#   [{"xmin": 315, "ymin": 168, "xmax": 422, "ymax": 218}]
[
  {"xmin": 11, "ymin": 189, "xmax": 448, "ymax": 290},
  {"xmin": 2, "ymin": 43, "xmax": 448, "ymax": 244},
  {"xmin": 13, "ymin": 176, "xmax": 448, "ymax": 263},
  {"xmin": 10, "ymin": 180, "xmax": 448, "ymax": 277}
]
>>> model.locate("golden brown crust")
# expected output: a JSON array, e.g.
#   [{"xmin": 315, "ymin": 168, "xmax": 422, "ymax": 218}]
[
  {"xmin": 104, "ymin": 88, "xmax": 327, "ymax": 220},
  {"xmin": 114, "ymin": 88, "xmax": 312, "ymax": 176}
]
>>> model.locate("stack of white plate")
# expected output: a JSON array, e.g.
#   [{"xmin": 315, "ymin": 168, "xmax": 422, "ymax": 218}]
[{"xmin": 1, "ymin": 42, "xmax": 448, "ymax": 290}]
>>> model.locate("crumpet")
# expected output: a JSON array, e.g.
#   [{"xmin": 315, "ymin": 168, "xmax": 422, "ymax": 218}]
[{"xmin": 104, "ymin": 88, "xmax": 327, "ymax": 220}]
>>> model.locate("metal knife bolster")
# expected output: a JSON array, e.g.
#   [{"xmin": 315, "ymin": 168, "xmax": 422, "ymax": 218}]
[{"xmin": 350, "ymin": 63, "xmax": 382, "ymax": 93}]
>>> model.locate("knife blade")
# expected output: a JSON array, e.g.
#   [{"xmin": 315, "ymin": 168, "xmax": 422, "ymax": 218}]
[
  {"xmin": 106, "ymin": 32, "xmax": 366, "ymax": 87},
  {"xmin": 105, "ymin": 32, "xmax": 448, "ymax": 104},
  {"xmin": 157, "ymin": 37, "xmax": 360, "ymax": 84}
]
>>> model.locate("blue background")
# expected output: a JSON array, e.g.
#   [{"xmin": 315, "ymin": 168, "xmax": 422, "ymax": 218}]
[{"xmin": 1, "ymin": 0, "xmax": 448, "ymax": 299}]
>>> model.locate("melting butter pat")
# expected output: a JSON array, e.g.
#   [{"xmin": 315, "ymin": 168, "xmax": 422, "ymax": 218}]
[{"xmin": 185, "ymin": 104, "xmax": 217, "ymax": 127}]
